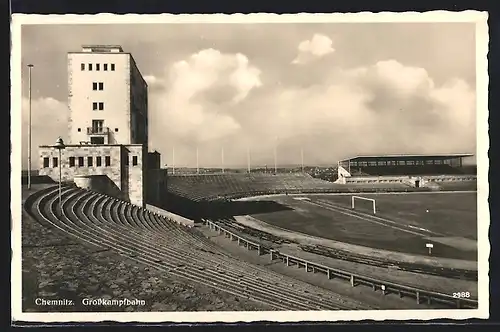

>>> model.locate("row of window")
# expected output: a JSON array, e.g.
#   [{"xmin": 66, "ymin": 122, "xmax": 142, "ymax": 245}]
[
  {"xmin": 81, "ymin": 63, "xmax": 115, "ymax": 71},
  {"xmin": 76, "ymin": 127, "xmax": 119, "ymax": 132},
  {"xmin": 92, "ymin": 102, "xmax": 105, "ymax": 111},
  {"xmin": 348, "ymin": 159, "xmax": 452, "ymax": 167},
  {"xmin": 42, "ymin": 156, "xmax": 139, "ymax": 168},
  {"xmin": 93, "ymin": 82, "xmax": 104, "ymax": 91}
]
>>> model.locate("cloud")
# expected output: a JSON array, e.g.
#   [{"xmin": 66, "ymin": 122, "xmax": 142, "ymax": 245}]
[
  {"xmin": 21, "ymin": 59, "xmax": 475, "ymax": 169},
  {"xmin": 145, "ymin": 53, "xmax": 475, "ymax": 166},
  {"xmin": 292, "ymin": 34, "xmax": 335, "ymax": 65},
  {"xmin": 144, "ymin": 75, "xmax": 163, "ymax": 87},
  {"xmin": 148, "ymin": 49, "xmax": 262, "ymax": 149},
  {"xmin": 21, "ymin": 97, "xmax": 67, "ymax": 169},
  {"xmin": 246, "ymin": 60, "xmax": 476, "ymax": 164},
  {"xmin": 167, "ymin": 49, "xmax": 262, "ymax": 105}
]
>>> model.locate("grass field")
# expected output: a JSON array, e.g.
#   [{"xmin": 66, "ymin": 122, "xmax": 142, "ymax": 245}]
[
  {"xmin": 317, "ymin": 192, "xmax": 477, "ymax": 239},
  {"xmin": 249, "ymin": 192, "xmax": 477, "ymax": 260}
]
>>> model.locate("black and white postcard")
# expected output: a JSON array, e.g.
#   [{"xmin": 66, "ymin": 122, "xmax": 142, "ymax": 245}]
[{"xmin": 11, "ymin": 11, "xmax": 490, "ymax": 323}]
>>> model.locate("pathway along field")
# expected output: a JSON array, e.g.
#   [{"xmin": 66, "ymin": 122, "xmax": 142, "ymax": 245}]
[{"xmin": 247, "ymin": 192, "xmax": 477, "ymax": 260}]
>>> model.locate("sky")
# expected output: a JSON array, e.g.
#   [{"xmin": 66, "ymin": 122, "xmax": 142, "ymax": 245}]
[{"xmin": 19, "ymin": 22, "xmax": 477, "ymax": 168}]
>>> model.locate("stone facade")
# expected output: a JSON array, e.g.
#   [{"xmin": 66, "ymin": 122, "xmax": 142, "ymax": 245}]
[
  {"xmin": 39, "ymin": 144, "xmax": 148, "ymax": 207},
  {"xmin": 39, "ymin": 144, "xmax": 122, "ymax": 185},
  {"xmin": 124, "ymin": 144, "xmax": 146, "ymax": 207},
  {"xmin": 146, "ymin": 169, "xmax": 167, "ymax": 205},
  {"xmin": 145, "ymin": 151, "xmax": 162, "ymax": 204}
]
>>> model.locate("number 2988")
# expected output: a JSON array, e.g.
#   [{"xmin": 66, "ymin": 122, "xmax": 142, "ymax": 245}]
[{"xmin": 453, "ymin": 292, "xmax": 470, "ymax": 298}]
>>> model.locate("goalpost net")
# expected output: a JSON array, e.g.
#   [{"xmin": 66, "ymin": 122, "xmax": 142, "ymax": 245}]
[{"xmin": 351, "ymin": 196, "xmax": 377, "ymax": 214}]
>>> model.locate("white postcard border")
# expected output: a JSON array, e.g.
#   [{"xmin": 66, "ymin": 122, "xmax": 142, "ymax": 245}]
[{"xmin": 10, "ymin": 11, "xmax": 490, "ymax": 323}]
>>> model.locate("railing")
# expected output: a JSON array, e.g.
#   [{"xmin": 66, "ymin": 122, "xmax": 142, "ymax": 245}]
[
  {"xmin": 205, "ymin": 219, "xmax": 478, "ymax": 310},
  {"xmin": 204, "ymin": 219, "xmax": 263, "ymax": 255},
  {"xmin": 87, "ymin": 127, "xmax": 110, "ymax": 135}
]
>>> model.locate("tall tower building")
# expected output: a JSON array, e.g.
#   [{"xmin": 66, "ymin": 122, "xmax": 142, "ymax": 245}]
[
  {"xmin": 67, "ymin": 45, "xmax": 148, "ymax": 146},
  {"xmin": 39, "ymin": 45, "xmax": 163, "ymax": 207}
]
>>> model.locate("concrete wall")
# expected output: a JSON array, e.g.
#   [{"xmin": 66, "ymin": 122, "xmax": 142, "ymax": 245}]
[
  {"xmin": 146, "ymin": 169, "xmax": 160, "ymax": 205},
  {"xmin": 68, "ymin": 52, "xmax": 131, "ymax": 145},
  {"xmin": 129, "ymin": 57, "xmax": 148, "ymax": 146},
  {"xmin": 145, "ymin": 152, "xmax": 162, "ymax": 204},
  {"xmin": 74, "ymin": 175, "xmax": 125, "ymax": 199},
  {"xmin": 123, "ymin": 144, "xmax": 146, "ymax": 207},
  {"xmin": 146, "ymin": 204, "xmax": 194, "ymax": 227},
  {"xmin": 336, "ymin": 166, "xmax": 351, "ymax": 184},
  {"xmin": 148, "ymin": 152, "xmax": 161, "ymax": 170},
  {"xmin": 424, "ymin": 174, "xmax": 477, "ymax": 182},
  {"xmin": 345, "ymin": 176, "xmax": 408, "ymax": 184},
  {"xmin": 343, "ymin": 174, "xmax": 477, "ymax": 186}
]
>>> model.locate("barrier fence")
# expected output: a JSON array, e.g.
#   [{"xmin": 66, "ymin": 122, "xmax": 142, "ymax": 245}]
[
  {"xmin": 204, "ymin": 219, "xmax": 478, "ymax": 310},
  {"xmin": 204, "ymin": 219, "xmax": 263, "ymax": 255}
]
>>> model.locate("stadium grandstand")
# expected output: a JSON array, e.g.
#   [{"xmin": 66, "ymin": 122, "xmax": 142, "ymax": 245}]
[
  {"xmin": 166, "ymin": 173, "xmax": 345, "ymax": 202},
  {"xmin": 336, "ymin": 153, "xmax": 476, "ymax": 188},
  {"xmin": 160, "ymin": 153, "xmax": 477, "ymax": 210}
]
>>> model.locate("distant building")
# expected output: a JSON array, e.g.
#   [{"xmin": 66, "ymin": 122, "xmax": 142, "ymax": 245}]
[{"xmin": 38, "ymin": 45, "xmax": 164, "ymax": 207}]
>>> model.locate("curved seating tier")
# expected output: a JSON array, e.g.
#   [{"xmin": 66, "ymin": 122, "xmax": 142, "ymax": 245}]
[
  {"xmin": 166, "ymin": 173, "xmax": 415, "ymax": 202},
  {"xmin": 24, "ymin": 185, "xmax": 373, "ymax": 311}
]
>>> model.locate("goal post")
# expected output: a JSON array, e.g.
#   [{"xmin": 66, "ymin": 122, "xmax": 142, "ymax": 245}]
[{"xmin": 351, "ymin": 196, "xmax": 377, "ymax": 214}]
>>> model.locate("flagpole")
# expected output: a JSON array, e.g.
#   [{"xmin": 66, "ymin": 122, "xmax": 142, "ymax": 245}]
[
  {"xmin": 301, "ymin": 147, "xmax": 304, "ymax": 173},
  {"xmin": 247, "ymin": 147, "xmax": 251, "ymax": 173},
  {"xmin": 274, "ymin": 137, "xmax": 278, "ymax": 174},
  {"xmin": 196, "ymin": 146, "xmax": 199, "ymax": 174},
  {"xmin": 172, "ymin": 147, "xmax": 175, "ymax": 175},
  {"xmin": 221, "ymin": 146, "xmax": 224, "ymax": 174}
]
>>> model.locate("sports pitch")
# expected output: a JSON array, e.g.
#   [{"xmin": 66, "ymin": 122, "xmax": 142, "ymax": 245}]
[{"xmin": 248, "ymin": 192, "xmax": 477, "ymax": 261}]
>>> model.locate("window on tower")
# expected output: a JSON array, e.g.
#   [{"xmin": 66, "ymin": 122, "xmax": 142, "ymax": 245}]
[
  {"xmin": 96, "ymin": 63, "xmax": 100, "ymax": 71},
  {"xmin": 132, "ymin": 156, "xmax": 138, "ymax": 166},
  {"xmin": 98, "ymin": 102, "xmax": 104, "ymax": 111},
  {"xmin": 78, "ymin": 157, "xmax": 84, "ymax": 167},
  {"xmin": 105, "ymin": 156, "xmax": 111, "ymax": 167},
  {"xmin": 87, "ymin": 156, "xmax": 93, "ymax": 167},
  {"xmin": 111, "ymin": 63, "xmax": 115, "ymax": 71},
  {"xmin": 89, "ymin": 63, "xmax": 93, "ymax": 71},
  {"xmin": 96, "ymin": 156, "xmax": 102, "ymax": 167},
  {"xmin": 104, "ymin": 64, "xmax": 108, "ymax": 71},
  {"xmin": 81, "ymin": 63, "xmax": 85, "ymax": 71},
  {"xmin": 93, "ymin": 82, "xmax": 98, "ymax": 90},
  {"xmin": 99, "ymin": 82, "xmax": 104, "ymax": 90},
  {"xmin": 93, "ymin": 102, "xmax": 98, "ymax": 111}
]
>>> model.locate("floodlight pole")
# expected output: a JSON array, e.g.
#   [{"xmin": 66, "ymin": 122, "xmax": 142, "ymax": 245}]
[
  {"xmin": 301, "ymin": 147, "xmax": 304, "ymax": 173},
  {"xmin": 27, "ymin": 64, "xmax": 34, "ymax": 189},
  {"xmin": 221, "ymin": 146, "xmax": 224, "ymax": 174},
  {"xmin": 196, "ymin": 147, "xmax": 199, "ymax": 174},
  {"xmin": 59, "ymin": 149, "xmax": 62, "ymax": 207},
  {"xmin": 172, "ymin": 147, "xmax": 175, "ymax": 175},
  {"xmin": 54, "ymin": 137, "xmax": 65, "ymax": 210},
  {"xmin": 274, "ymin": 137, "xmax": 278, "ymax": 174}
]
